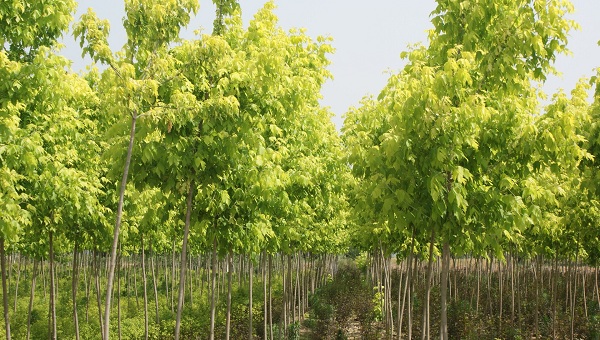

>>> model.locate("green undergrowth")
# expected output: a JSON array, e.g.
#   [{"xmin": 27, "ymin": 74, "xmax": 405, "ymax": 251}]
[{"xmin": 303, "ymin": 263, "xmax": 383, "ymax": 340}]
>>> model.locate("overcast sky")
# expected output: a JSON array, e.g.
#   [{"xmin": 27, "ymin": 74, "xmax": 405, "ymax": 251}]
[{"xmin": 62, "ymin": 1, "xmax": 600, "ymax": 129}]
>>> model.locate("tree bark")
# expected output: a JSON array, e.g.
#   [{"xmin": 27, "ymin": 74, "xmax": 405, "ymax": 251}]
[
  {"xmin": 150, "ymin": 246, "xmax": 159, "ymax": 324},
  {"xmin": 594, "ymin": 266, "xmax": 600, "ymax": 306},
  {"xmin": 476, "ymin": 257, "xmax": 480, "ymax": 314},
  {"xmin": 552, "ymin": 256, "xmax": 557, "ymax": 339},
  {"xmin": 511, "ymin": 252, "xmax": 516, "ymax": 326},
  {"xmin": 571, "ymin": 256, "xmax": 578, "ymax": 340},
  {"xmin": 287, "ymin": 254, "xmax": 293, "ymax": 329},
  {"xmin": 13, "ymin": 254, "xmax": 22, "ymax": 313},
  {"xmin": 209, "ymin": 238, "xmax": 218, "ymax": 340},
  {"xmin": 49, "ymin": 230, "xmax": 57, "ymax": 340},
  {"xmin": 499, "ymin": 255, "xmax": 503, "ymax": 333},
  {"xmin": 387, "ymin": 255, "xmax": 393, "ymax": 338},
  {"xmin": 534, "ymin": 257, "xmax": 540, "ymax": 338},
  {"xmin": 226, "ymin": 251, "xmax": 232, "ymax": 340},
  {"xmin": 72, "ymin": 242, "xmax": 81, "ymax": 340},
  {"xmin": 175, "ymin": 181, "xmax": 194, "ymax": 340},
  {"xmin": 188, "ymin": 255, "xmax": 193, "ymax": 308},
  {"xmin": 398, "ymin": 256, "xmax": 406, "ymax": 340},
  {"xmin": 134, "ymin": 255, "xmax": 139, "ymax": 308},
  {"xmin": 293, "ymin": 254, "xmax": 299, "ymax": 324},
  {"xmin": 0, "ymin": 237, "xmax": 11, "ymax": 340},
  {"xmin": 85, "ymin": 252, "xmax": 90, "ymax": 323},
  {"xmin": 487, "ymin": 256, "xmax": 493, "ymax": 316},
  {"xmin": 440, "ymin": 241, "xmax": 450, "ymax": 340},
  {"xmin": 94, "ymin": 250, "xmax": 105, "ymax": 340},
  {"xmin": 583, "ymin": 267, "xmax": 588, "ymax": 319},
  {"xmin": 269, "ymin": 254, "xmax": 274, "ymax": 340},
  {"xmin": 141, "ymin": 235, "xmax": 149, "ymax": 340},
  {"xmin": 262, "ymin": 252, "xmax": 268, "ymax": 340},
  {"xmin": 171, "ymin": 240, "xmax": 176, "ymax": 313},
  {"xmin": 26, "ymin": 260, "xmax": 38, "ymax": 340},
  {"xmin": 103, "ymin": 113, "xmax": 137, "ymax": 340},
  {"xmin": 117, "ymin": 249, "xmax": 122, "ymax": 340},
  {"xmin": 249, "ymin": 255, "xmax": 254, "ymax": 340},
  {"xmin": 421, "ymin": 228, "xmax": 435, "ymax": 340},
  {"xmin": 282, "ymin": 255, "xmax": 287, "ymax": 338}
]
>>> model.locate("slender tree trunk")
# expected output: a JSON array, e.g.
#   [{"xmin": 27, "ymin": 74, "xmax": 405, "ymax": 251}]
[
  {"xmin": 163, "ymin": 255, "xmax": 169, "ymax": 313},
  {"xmin": 399, "ymin": 250, "xmax": 414, "ymax": 340},
  {"xmin": 0, "ymin": 237, "xmax": 11, "ymax": 340},
  {"xmin": 511, "ymin": 252, "xmax": 515, "ymax": 326},
  {"xmin": 171, "ymin": 240, "xmax": 176, "ymax": 313},
  {"xmin": 294, "ymin": 254, "xmax": 300, "ymax": 324},
  {"xmin": 94, "ymin": 250, "xmax": 105, "ymax": 340},
  {"xmin": 594, "ymin": 266, "xmax": 600, "ymax": 306},
  {"xmin": 249, "ymin": 255, "xmax": 254, "ymax": 340},
  {"xmin": 452, "ymin": 256, "xmax": 457, "ymax": 301},
  {"xmin": 287, "ymin": 254, "xmax": 293, "ymax": 329},
  {"xmin": 42, "ymin": 257, "xmax": 47, "ymax": 299},
  {"xmin": 269, "ymin": 254, "xmax": 274, "ymax": 340},
  {"xmin": 26, "ymin": 260, "xmax": 38, "ymax": 340},
  {"xmin": 583, "ymin": 267, "xmax": 588, "ymax": 319},
  {"xmin": 141, "ymin": 235, "xmax": 149, "ymax": 340},
  {"xmin": 217, "ymin": 258, "xmax": 222, "ymax": 304},
  {"xmin": 188, "ymin": 255, "xmax": 193, "ymax": 308},
  {"xmin": 534, "ymin": 257, "xmax": 540, "ymax": 338},
  {"xmin": 72, "ymin": 242, "xmax": 81, "ymax": 340},
  {"xmin": 240, "ymin": 255, "xmax": 244, "ymax": 288},
  {"xmin": 571, "ymin": 255, "xmax": 578, "ymax": 340},
  {"xmin": 301, "ymin": 254, "xmax": 307, "ymax": 319},
  {"xmin": 175, "ymin": 181, "xmax": 194, "ymax": 340},
  {"xmin": 552, "ymin": 256, "xmax": 558, "ymax": 339},
  {"xmin": 386, "ymin": 255, "xmax": 394, "ymax": 339},
  {"xmin": 85, "ymin": 252, "xmax": 90, "ymax": 323},
  {"xmin": 408, "ymin": 231, "xmax": 416, "ymax": 340},
  {"xmin": 565, "ymin": 261, "xmax": 571, "ymax": 314},
  {"xmin": 117, "ymin": 249, "xmax": 122, "ymax": 340},
  {"xmin": 421, "ymin": 228, "xmax": 435, "ymax": 340},
  {"xmin": 487, "ymin": 256, "xmax": 493, "ymax": 316},
  {"xmin": 440, "ymin": 241, "xmax": 450, "ymax": 340},
  {"xmin": 209, "ymin": 238, "xmax": 218, "ymax": 340},
  {"xmin": 499, "ymin": 255, "xmax": 503, "ymax": 333},
  {"xmin": 226, "ymin": 251, "xmax": 232, "ymax": 340},
  {"xmin": 103, "ymin": 113, "xmax": 137, "ymax": 340},
  {"xmin": 206, "ymin": 256, "xmax": 212, "ymax": 307},
  {"xmin": 134, "ymin": 255, "xmax": 139, "ymax": 308},
  {"xmin": 49, "ymin": 231, "xmax": 57, "ymax": 340},
  {"xmin": 263, "ymin": 252, "xmax": 268, "ymax": 339},
  {"xmin": 150, "ymin": 247, "xmax": 159, "ymax": 324},
  {"xmin": 282, "ymin": 255, "xmax": 287, "ymax": 338},
  {"xmin": 13, "ymin": 254, "xmax": 22, "ymax": 313},
  {"xmin": 476, "ymin": 257, "xmax": 481, "ymax": 314},
  {"xmin": 517, "ymin": 258, "xmax": 523, "ymax": 332},
  {"xmin": 398, "ymin": 256, "xmax": 406, "ymax": 340},
  {"xmin": 125, "ymin": 256, "xmax": 131, "ymax": 311}
]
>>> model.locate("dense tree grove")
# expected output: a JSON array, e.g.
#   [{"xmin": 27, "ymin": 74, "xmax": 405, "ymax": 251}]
[{"xmin": 1, "ymin": 0, "xmax": 600, "ymax": 339}]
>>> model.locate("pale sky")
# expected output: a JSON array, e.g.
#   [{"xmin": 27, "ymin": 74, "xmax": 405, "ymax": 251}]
[{"xmin": 61, "ymin": 1, "xmax": 600, "ymax": 129}]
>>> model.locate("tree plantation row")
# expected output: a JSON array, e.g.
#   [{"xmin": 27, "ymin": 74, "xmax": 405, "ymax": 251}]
[{"xmin": 2, "ymin": 0, "xmax": 600, "ymax": 339}]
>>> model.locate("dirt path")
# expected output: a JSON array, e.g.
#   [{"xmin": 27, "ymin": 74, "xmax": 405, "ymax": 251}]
[{"xmin": 298, "ymin": 316, "xmax": 366, "ymax": 339}]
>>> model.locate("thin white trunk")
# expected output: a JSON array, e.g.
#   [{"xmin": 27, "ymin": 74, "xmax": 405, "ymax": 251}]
[
  {"xmin": 103, "ymin": 113, "xmax": 137, "ymax": 340},
  {"xmin": 175, "ymin": 182, "xmax": 194, "ymax": 340}
]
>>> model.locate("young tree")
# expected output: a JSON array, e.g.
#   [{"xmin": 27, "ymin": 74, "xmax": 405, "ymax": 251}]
[
  {"xmin": 1, "ymin": 1, "xmax": 81, "ymax": 338},
  {"xmin": 73, "ymin": 1, "xmax": 199, "ymax": 338},
  {"xmin": 343, "ymin": 1, "xmax": 577, "ymax": 338}
]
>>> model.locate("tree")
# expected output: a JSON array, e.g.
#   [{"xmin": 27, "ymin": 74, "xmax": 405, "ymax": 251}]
[
  {"xmin": 73, "ymin": 1, "xmax": 199, "ymax": 338},
  {"xmin": 1, "ymin": 1, "xmax": 81, "ymax": 338},
  {"xmin": 343, "ymin": 0, "xmax": 577, "ymax": 338},
  {"xmin": 133, "ymin": 2, "xmax": 341, "ymax": 337}
]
